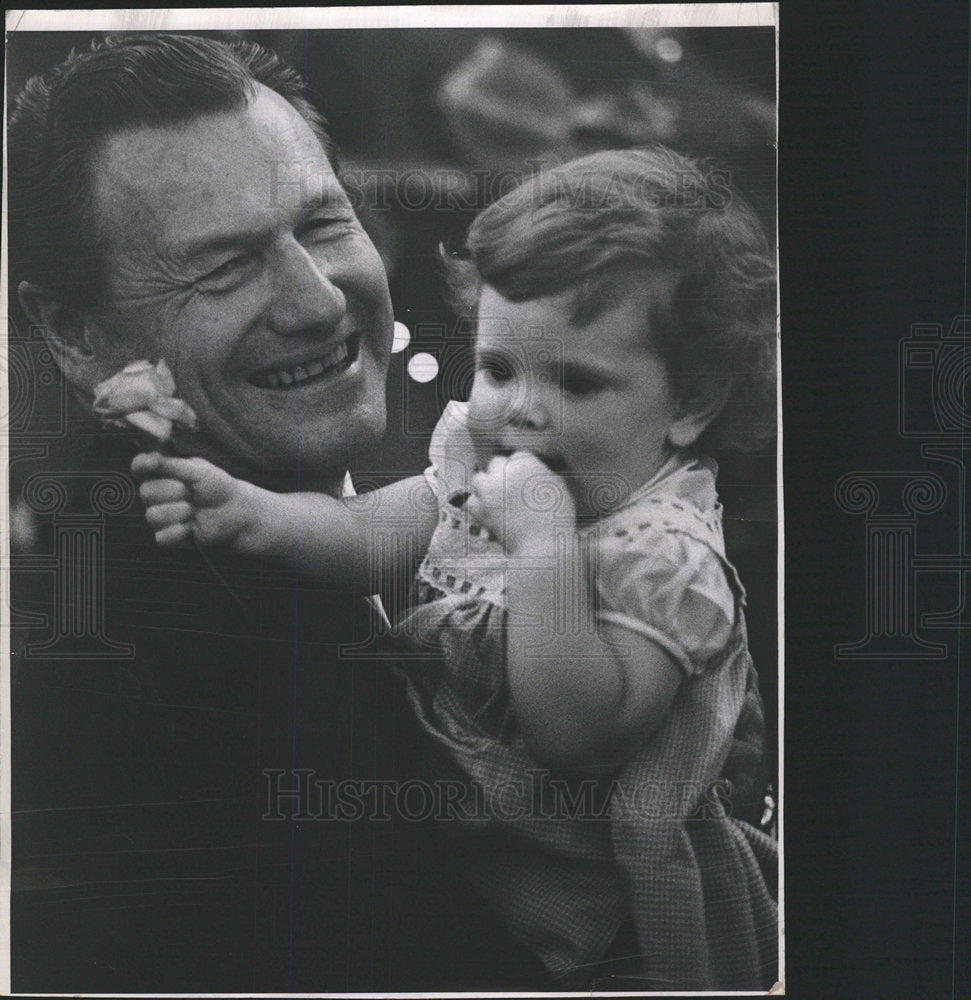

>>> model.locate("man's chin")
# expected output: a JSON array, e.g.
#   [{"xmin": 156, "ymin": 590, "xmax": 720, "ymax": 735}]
[
  {"xmin": 172, "ymin": 390, "xmax": 388, "ymax": 490},
  {"xmin": 269, "ymin": 412, "xmax": 388, "ymax": 491}
]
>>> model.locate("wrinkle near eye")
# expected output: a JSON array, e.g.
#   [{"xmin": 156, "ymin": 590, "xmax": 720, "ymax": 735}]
[
  {"xmin": 106, "ymin": 277, "xmax": 194, "ymax": 312},
  {"xmin": 105, "ymin": 244, "xmax": 206, "ymax": 305}
]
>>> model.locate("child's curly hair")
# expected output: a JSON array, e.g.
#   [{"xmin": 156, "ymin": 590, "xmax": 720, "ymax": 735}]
[{"xmin": 442, "ymin": 147, "xmax": 777, "ymax": 455}]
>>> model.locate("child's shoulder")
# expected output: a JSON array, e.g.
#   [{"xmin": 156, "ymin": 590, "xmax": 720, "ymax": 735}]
[
  {"xmin": 591, "ymin": 454, "xmax": 725, "ymax": 553},
  {"xmin": 590, "ymin": 457, "xmax": 744, "ymax": 675}
]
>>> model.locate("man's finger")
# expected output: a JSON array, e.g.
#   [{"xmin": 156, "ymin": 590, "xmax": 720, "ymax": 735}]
[
  {"xmin": 139, "ymin": 478, "xmax": 189, "ymax": 506},
  {"xmin": 145, "ymin": 501, "xmax": 194, "ymax": 528}
]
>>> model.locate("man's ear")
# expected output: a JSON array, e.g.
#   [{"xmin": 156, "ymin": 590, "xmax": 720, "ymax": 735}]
[
  {"xmin": 18, "ymin": 281, "xmax": 119, "ymax": 394},
  {"xmin": 667, "ymin": 377, "xmax": 732, "ymax": 450}
]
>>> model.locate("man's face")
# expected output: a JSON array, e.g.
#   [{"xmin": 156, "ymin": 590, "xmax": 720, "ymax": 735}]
[{"xmin": 89, "ymin": 84, "xmax": 393, "ymax": 488}]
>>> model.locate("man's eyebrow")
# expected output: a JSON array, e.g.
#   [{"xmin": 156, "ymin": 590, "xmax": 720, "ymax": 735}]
[
  {"xmin": 174, "ymin": 230, "xmax": 261, "ymax": 262},
  {"xmin": 173, "ymin": 192, "xmax": 345, "ymax": 261}
]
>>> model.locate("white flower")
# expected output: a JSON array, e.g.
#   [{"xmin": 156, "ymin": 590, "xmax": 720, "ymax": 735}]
[{"xmin": 93, "ymin": 359, "xmax": 198, "ymax": 444}]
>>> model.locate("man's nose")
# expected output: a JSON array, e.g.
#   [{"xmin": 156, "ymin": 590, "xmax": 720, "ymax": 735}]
[{"xmin": 267, "ymin": 241, "xmax": 347, "ymax": 337}]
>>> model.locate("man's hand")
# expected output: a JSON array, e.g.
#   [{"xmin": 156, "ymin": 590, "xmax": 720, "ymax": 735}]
[
  {"xmin": 131, "ymin": 452, "xmax": 272, "ymax": 554},
  {"xmin": 467, "ymin": 450, "xmax": 576, "ymax": 553}
]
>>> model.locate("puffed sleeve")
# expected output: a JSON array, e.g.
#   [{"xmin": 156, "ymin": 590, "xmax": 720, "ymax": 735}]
[
  {"xmin": 424, "ymin": 400, "xmax": 476, "ymax": 506},
  {"xmin": 593, "ymin": 527, "xmax": 737, "ymax": 677}
]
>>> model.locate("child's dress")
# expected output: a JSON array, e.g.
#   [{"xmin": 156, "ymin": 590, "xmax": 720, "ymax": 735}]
[{"xmin": 397, "ymin": 402, "xmax": 778, "ymax": 990}]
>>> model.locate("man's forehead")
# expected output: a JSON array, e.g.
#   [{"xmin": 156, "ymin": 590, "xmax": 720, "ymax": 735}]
[
  {"xmin": 97, "ymin": 92, "xmax": 332, "ymax": 188},
  {"xmin": 91, "ymin": 87, "xmax": 342, "ymax": 256}
]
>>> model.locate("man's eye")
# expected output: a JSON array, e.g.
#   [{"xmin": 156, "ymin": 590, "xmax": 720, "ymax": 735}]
[
  {"xmin": 300, "ymin": 216, "xmax": 354, "ymax": 240},
  {"xmin": 199, "ymin": 255, "xmax": 251, "ymax": 287}
]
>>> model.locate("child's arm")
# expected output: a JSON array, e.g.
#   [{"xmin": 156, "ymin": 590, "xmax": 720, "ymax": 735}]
[
  {"xmin": 468, "ymin": 452, "xmax": 683, "ymax": 776},
  {"xmin": 131, "ymin": 452, "xmax": 438, "ymax": 597}
]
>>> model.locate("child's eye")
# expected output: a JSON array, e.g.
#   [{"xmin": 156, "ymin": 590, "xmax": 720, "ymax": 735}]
[
  {"xmin": 476, "ymin": 354, "xmax": 515, "ymax": 383},
  {"xmin": 561, "ymin": 371, "xmax": 606, "ymax": 397}
]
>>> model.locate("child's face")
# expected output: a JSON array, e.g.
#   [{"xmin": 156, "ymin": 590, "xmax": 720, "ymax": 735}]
[{"xmin": 468, "ymin": 285, "xmax": 687, "ymax": 520}]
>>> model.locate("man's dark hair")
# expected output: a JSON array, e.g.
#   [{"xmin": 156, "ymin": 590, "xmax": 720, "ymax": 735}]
[{"xmin": 9, "ymin": 32, "xmax": 334, "ymax": 309}]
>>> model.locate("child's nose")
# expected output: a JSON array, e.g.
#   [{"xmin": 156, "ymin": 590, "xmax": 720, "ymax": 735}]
[
  {"xmin": 506, "ymin": 386, "xmax": 552, "ymax": 431},
  {"xmin": 470, "ymin": 369, "xmax": 553, "ymax": 433}
]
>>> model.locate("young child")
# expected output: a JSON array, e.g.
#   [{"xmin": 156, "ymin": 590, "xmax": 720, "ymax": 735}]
[{"xmin": 134, "ymin": 148, "xmax": 779, "ymax": 990}]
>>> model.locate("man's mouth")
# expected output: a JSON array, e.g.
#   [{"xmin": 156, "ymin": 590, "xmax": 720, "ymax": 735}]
[{"xmin": 249, "ymin": 336, "xmax": 359, "ymax": 389}]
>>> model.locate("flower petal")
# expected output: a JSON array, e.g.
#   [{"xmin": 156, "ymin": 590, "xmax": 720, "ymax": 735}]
[
  {"xmin": 94, "ymin": 379, "xmax": 157, "ymax": 415},
  {"xmin": 120, "ymin": 360, "xmax": 156, "ymax": 375},
  {"xmin": 150, "ymin": 396, "xmax": 199, "ymax": 430},
  {"xmin": 126, "ymin": 410, "xmax": 174, "ymax": 443},
  {"xmin": 93, "ymin": 359, "xmax": 196, "ymax": 440},
  {"xmin": 154, "ymin": 358, "xmax": 176, "ymax": 395}
]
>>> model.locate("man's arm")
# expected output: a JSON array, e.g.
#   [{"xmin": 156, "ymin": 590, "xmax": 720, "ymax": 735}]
[{"xmin": 132, "ymin": 453, "xmax": 438, "ymax": 596}]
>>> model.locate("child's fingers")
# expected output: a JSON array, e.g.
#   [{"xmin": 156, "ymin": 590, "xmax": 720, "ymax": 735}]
[
  {"xmin": 469, "ymin": 473, "xmax": 488, "ymax": 508},
  {"xmin": 132, "ymin": 453, "xmax": 232, "ymax": 506},
  {"xmin": 145, "ymin": 500, "xmax": 194, "ymax": 528},
  {"xmin": 466, "ymin": 492, "xmax": 499, "ymax": 533},
  {"xmin": 131, "ymin": 452, "xmax": 218, "ymax": 486},
  {"xmin": 154, "ymin": 522, "xmax": 193, "ymax": 548},
  {"xmin": 131, "ymin": 451, "xmax": 164, "ymax": 478},
  {"xmin": 465, "ymin": 493, "xmax": 486, "ymax": 526},
  {"xmin": 139, "ymin": 478, "xmax": 189, "ymax": 507}
]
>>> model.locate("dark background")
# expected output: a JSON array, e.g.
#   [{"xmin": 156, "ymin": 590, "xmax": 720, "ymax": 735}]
[
  {"xmin": 782, "ymin": 3, "xmax": 969, "ymax": 999},
  {"xmin": 5, "ymin": 3, "xmax": 970, "ymax": 997}
]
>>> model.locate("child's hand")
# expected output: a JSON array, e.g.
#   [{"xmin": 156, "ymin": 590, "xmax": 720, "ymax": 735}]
[
  {"xmin": 468, "ymin": 450, "xmax": 576, "ymax": 553},
  {"xmin": 131, "ymin": 452, "xmax": 266, "ymax": 552}
]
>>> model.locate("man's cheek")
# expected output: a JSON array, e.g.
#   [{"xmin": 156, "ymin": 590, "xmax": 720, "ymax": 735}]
[{"xmin": 98, "ymin": 313, "xmax": 163, "ymax": 368}]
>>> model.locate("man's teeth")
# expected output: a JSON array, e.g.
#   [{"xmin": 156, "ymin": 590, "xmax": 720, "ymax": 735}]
[{"xmin": 254, "ymin": 342, "xmax": 349, "ymax": 388}]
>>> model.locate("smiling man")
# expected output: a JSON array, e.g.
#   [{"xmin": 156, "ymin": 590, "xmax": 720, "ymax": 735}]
[
  {"xmin": 8, "ymin": 33, "xmax": 541, "ymax": 993},
  {"xmin": 19, "ymin": 51, "xmax": 393, "ymax": 491}
]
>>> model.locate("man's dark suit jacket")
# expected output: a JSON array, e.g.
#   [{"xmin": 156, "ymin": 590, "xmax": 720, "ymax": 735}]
[{"xmin": 10, "ymin": 430, "xmax": 542, "ymax": 993}]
